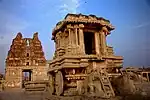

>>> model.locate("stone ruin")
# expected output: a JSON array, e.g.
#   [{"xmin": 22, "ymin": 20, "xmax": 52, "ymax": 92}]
[
  {"xmin": 46, "ymin": 13, "xmax": 150, "ymax": 99},
  {"xmin": 111, "ymin": 67, "xmax": 150, "ymax": 97},
  {"xmin": 5, "ymin": 32, "xmax": 48, "ymax": 90},
  {"xmin": 1, "ymin": 13, "xmax": 150, "ymax": 100},
  {"xmin": 47, "ymin": 13, "xmax": 124, "ymax": 98}
]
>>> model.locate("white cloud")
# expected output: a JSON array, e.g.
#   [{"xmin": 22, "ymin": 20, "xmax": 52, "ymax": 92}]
[
  {"xmin": 59, "ymin": 0, "xmax": 81, "ymax": 14},
  {"xmin": 133, "ymin": 22, "xmax": 150, "ymax": 29}
]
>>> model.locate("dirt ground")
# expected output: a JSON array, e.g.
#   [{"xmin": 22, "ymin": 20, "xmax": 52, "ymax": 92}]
[{"xmin": 0, "ymin": 91, "xmax": 150, "ymax": 100}]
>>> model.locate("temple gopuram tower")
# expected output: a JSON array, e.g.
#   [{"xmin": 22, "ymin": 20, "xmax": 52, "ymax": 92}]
[
  {"xmin": 47, "ymin": 14, "xmax": 123, "ymax": 96},
  {"xmin": 5, "ymin": 32, "xmax": 47, "ymax": 89}
]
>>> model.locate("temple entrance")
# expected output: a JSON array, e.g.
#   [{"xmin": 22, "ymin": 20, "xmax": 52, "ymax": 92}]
[
  {"xmin": 84, "ymin": 32, "xmax": 96, "ymax": 55},
  {"xmin": 22, "ymin": 69, "xmax": 32, "ymax": 88}
]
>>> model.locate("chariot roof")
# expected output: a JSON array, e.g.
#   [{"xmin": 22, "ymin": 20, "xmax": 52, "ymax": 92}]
[{"xmin": 52, "ymin": 13, "xmax": 115, "ymax": 40}]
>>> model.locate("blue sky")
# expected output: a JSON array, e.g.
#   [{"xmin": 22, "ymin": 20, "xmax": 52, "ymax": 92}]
[{"xmin": 0, "ymin": 0, "xmax": 150, "ymax": 73}]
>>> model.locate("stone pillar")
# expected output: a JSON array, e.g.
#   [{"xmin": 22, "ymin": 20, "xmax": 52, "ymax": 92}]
[
  {"xmin": 79, "ymin": 24, "xmax": 85, "ymax": 54},
  {"xmin": 19, "ymin": 68, "xmax": 22, "ymax": 88},
  {"xmin": 68, "ymin": 28, "xmax": 72, "ymax": 46},
  {"xmin": 56, "ymin": 33, "xmax": 60, "ymax": 48},
  {"xmin": 67, "ymin": 28, "xmax": 73, "ymax": 55},
  {"xmin": 100, "ymin": 27, "xmax": 107, "ymax": 56},
  {"xmin": 68, "ymin": 29, "xmax": 72, "ymax": 45},
  {"xmin": 32, "ymin": 69, "xmax": 36, "ymax": 81},
  {"xmin": 95, "ymin": 32, "xmax": 100, "ymax": 56},
  {"xmin": 102, "ymin": 32, "xmax": 107, "ymax": 55},
  {"xmin": 61, "ymin": 32, "xmax": 65, "ymax": 48},
  {"xmin": 147, "ymin": 73, "xmax": 149, "ymax": 82},
  {"xmin": 57, "ymin": 31, "xmax": 61, "ymax": 47},
  {"xmin": 75, "ymin": 28, "xmax": 78, "ymax": 45}
]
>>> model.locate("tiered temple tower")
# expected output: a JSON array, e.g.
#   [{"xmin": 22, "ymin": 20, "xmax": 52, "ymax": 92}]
[{"xmin": 5, "ymin": 32, "xmax": 47, "ymax": 89}]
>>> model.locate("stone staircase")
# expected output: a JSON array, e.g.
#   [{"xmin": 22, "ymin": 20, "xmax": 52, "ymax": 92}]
[{"xmin": 98, "ymin": 70, "xmax": 115, "ymax": 98}]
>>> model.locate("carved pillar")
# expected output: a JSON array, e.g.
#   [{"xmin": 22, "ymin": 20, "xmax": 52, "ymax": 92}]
[
  {"xmin": 57, "ymin": 31, "xmax": 61, "ymax": 48},
  {"xmin": 66, "ymin": 24, "xmax": 73, "ymax": 55},
  {"xmin": 56, "ymin": 33, "xmax": 60, "ymax": 48},
  {"xmin": 68, "ymin": 29, "xmax": 70, "ymax": 44},
  {"xmin": 55, "ymin": 35, "xmax": 58, "ymax": 49},
  {"xmin": 75, "ymin": 28, "xmax": 78, "ymax": 45},
  {"xmin": 147, "ymin": 73, "xmax": 149, "ymax": 82},
  {"xmin": 100, "ymin": 26, "xmax": 108, "ymax": 56},
  {"xmin": 102, "ymin": 32, "xmax": 107, "ymax": 55},
  {"xmin": 21, "ymin": 69, "xmax": 23, "ymax": 88},
  {"xmin": 66, "ymin": 24, "xmax": 73, "ymax": 46},
  {"xmin": 95, "ymin": 32, "xmax": 100, "ymax": 56},
  {"xmin": 61, "ymin": 32, "xmax": 65, "ymax": 48},
  {"xmin": 79, "ymin": 24, "xmax": 85, "ymax": 54},
  {"xmin": 55, "ymin": 33, "xmax": 60, "ymax": 57},
  {"xmin": 73, "ymin": 25, "xmax": 79, "ymax": 46},
  {"xmin": 18, "ymin": 69, "xmax": 22, "ymax": 88},
  {"xmin": 73, "ymin": 25, "xmax": 79, "ymax": 55},
  {"xmin": 32, "ymin": 69, "xmax": 36, "ymax": 81},
  {"xmin": 31, "ymin": 70, "xmax": 33, "ymax": 81}
]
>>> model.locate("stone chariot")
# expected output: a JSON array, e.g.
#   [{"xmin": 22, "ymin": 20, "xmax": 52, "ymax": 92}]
[{"xmin": 47, "ymin": 14, "xmax": 123, "ymax": 97}]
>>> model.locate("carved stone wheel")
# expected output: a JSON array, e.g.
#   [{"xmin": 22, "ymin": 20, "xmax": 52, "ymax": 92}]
[
  {"xmin": 55, "ymin": 71, "xmax": 64, "ymax": 96},
  {"xmin": 47, "ymin": 74, "xmax": 54, "ymax": 95}
]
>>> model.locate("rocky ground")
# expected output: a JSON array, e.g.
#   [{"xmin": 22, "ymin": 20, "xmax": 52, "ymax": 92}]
[{"xmin": 0, "ymin": 91, "xmax": 150, "ymax": 100}]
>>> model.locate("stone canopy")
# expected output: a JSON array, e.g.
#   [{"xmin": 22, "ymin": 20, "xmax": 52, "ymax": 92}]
[{"xmin": 52, "ymin": 13, "xmax": 115, "ymax": 40}]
